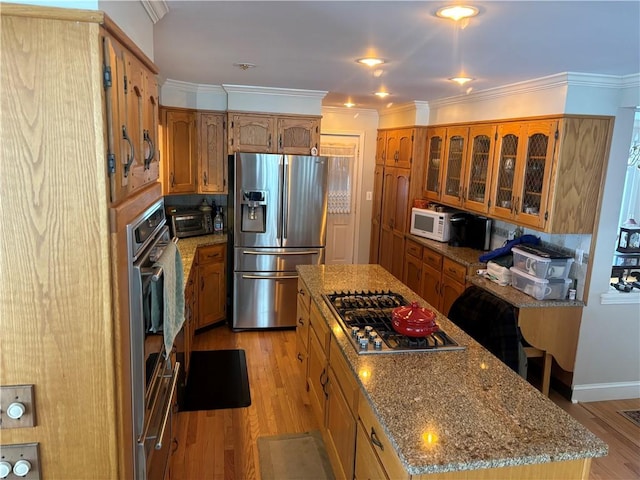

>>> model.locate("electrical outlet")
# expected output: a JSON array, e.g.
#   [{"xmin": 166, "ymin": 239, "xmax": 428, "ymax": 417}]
[{"xmin": 575, "ymin": 248, "xmax": 584, "ymax": 264}]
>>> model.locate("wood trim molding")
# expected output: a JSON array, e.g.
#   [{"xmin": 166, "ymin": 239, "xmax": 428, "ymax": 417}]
[
  {"xmin": 140, "ymin": 0, "xmax": 169, "ymax": 24},
  {"xmin": 0, "ymin": 2, "xmax": 104, "ymax": 23}
]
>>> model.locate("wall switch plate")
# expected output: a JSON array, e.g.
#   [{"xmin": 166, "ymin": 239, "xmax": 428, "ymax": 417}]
[
  {"xmin": 0, "ymin": 443, "xmax": 40, "ymax": 479},
  {"xmin": 0, "ymin": 385, "xmax": 36, "ymax": 429},
  {"xmin": 365, "ymin": 191, "xmax": 372, "ymax": 201}
]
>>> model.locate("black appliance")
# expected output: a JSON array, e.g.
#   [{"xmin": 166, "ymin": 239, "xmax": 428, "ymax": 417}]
[
  {"xmin": 323, "ymin": 291, "xmax": 464, "ymax": 355},
  {"xmin": 448, "ymin": 213, "xmax": 492, "ymax": 250}
]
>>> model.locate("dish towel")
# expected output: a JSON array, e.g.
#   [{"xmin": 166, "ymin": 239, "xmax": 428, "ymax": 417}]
[{"xmin": 153, "ymin": 242, "xmax": 185, "ymax": 358}]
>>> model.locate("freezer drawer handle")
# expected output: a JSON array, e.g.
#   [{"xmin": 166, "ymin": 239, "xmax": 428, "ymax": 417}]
[
  {"xmin": 242, "ymin": 250, "xmax": 318, "ymax": 256},
  {"xmin": 241, "ymin": 274, "xmax": 299, "ymax": 280}
]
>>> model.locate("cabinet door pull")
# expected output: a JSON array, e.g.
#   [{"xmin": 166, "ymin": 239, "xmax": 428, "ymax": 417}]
[
  {"xmin": 122, "ymin": 125, "xmax": 134, "ymax": 177},
  {"xmin": 370, "ymin": 427, "xmax": 384, "ymax": 450},
  {"xmin": 203, "ymin": 171, "xmax": 208, "ymax": 186},
  {"xmin": 143, "ymin": 130, "xmax": 155, "ymax": 170},
  {"xmin": 268, "ymin": 134, "xmax": 272, "ymax": 150},
  {"xmin": 298, "ymin": 288, "xmax": 306, "ymax": 296},
  {"xmin": 298, "ymin": 317, "xmax": 305, "ymax": 326},
  {"xmin": 297, "ymin": 353, "xmax": 303, "ymax": 362},
  {"xmin": 170, "ymin": 172, "xmax": 175, "ymax": 188},
  {"xmin": 279, "ymin": 133, "xmax": 283, "ymax": 150}
]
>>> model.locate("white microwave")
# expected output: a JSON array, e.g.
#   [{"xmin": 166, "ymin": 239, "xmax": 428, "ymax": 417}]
[{"xmin": 410, "ymin": 208, "xmax": 452, "ymax": 242}]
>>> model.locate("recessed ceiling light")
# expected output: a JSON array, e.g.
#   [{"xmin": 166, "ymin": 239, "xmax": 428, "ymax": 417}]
[
  {"xmin": 344, "ymin": 101, "xmax": 356, "ymax": 108},
  {"xmin": 436, "ymin": 5, "xmax": 479, "ymax": 21},
  {"xmin": 374, "ymin": 91, "xmax": 390, "ymax": 98},
  {"xmin": 449, "ymin": 76, "xmax": 474, "ymax": 85},
  {"xmin": 233, "ymin": 62, "xmax": 256, "ymax": 70},
  {"xmin": 357, "ymin": 57, "xmax": 386, "ymax": 67}
]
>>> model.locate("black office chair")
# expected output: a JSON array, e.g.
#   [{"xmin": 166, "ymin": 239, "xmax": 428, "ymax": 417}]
[{"xmin": 447, "ymin": 286, "xmax": 523, "ymax": 375}]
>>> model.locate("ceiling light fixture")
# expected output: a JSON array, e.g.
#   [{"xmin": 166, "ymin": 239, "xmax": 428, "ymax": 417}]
[
  {"xmin": 233, "ymin": 62, "xmax": 256, "ymax": 70},
  {"xmin": 357, "ymin": 57, "xmax": 386, "ymax": 67},
  {"xmin": 436, "ymin": 5, "xmax": 479, "ymax": 21},
  {"xmin": 374, "ymin": 91, "xmax": 390, "ymax": 98},
  {"xmin": 344, "ymin": 101, "xmax": 356, "ymax": 108},
  {"xmin": 449, "ymin": 76, "xmax": 474, "ymax": 86}
]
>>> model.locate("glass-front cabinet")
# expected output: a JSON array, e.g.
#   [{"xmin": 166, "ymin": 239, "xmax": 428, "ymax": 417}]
[
  {"xmin": 489, "ymin": 120, "xmax": 558, "ymax": 228},
  {"xmin": 423, "ymin": 127, "xmax": 445, "ymax": 201},
  {"xmin": 440, "ymin": 127, "xmax": 469, "ymax": 206},
  {"xmin": 462, "ymin": 124, "xmax": 497, "ymax": 214}
]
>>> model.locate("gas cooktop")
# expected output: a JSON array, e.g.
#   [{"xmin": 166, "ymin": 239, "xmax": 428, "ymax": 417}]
[{"xmin": 323, "ymin": 290, "xmax": 465, "ymax": 355}]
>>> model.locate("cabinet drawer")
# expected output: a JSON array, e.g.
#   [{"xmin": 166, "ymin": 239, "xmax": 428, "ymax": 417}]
[
  {"xmin": 355, "ymin": 422, "xmax": 390, "ymax": 480},
  {"xmin": 297, "ymin": 278, "xmax": 311, "ymax": 313},
  {"xmin": 442, "ymin": 257, "xmax": 466, "ymax": 284},
  {"xmin": 405, "ymin": 239, "xmax": 423, "ymax": 259},
  {"xmin": 358, "ymin": 396, "xmax": 409, "ymax": 480},
  {"xmin": 197, "ymin": 243, "xmax": 225, "ymax": 264},
  {"xmin": 309, "ymin": 301, "xmax": 330, "ymax": 354},
  {"xmin": 329, "ymin": 341, "xmax": 359, "ymax": 415},
  {"xmin": 422, "ymin": 248, "xmax": 443, "ymax": 270}
]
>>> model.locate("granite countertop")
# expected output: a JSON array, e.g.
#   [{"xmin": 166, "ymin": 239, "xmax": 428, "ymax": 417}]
[
  {"xmin": 176, "ymin": 233, "xmax": 228, "ymax": 285},
  {"xmin": 297, "ymin": 264, "xmax": 607, "ymax": 476},
  {"xmin": 406, "ymin": 234, "xmax": 582, "ymax": 309}
]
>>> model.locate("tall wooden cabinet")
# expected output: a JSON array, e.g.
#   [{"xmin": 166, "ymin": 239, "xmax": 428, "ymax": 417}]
[
  {"xmin": 1, "ymin": 5, "xmax": 160, "ymax": 479},
  {"xmin": 228, "ymin": 112, "xmax": 320, "ymax": 155},
  {"xmin": 161, "ymin": 108, "xmax": 227, "ymax": 195},
  {"xmin": 195, "ymin": 244, "xmax": 227, "ymax": 329},
  {"xmin": 369, "ymin": 127, "xmax": 427, "ymax": 279}
]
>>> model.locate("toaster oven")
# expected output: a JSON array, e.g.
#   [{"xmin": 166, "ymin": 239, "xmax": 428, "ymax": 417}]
[{"xmin": 166, "ymin": 208, "xmax": 213, "ymax": 238}]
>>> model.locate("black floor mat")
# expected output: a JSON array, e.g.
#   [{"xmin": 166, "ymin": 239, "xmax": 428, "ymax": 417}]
[{"xmin": 180, "ymin": 349, "xmax": 251, "ymax": 411}]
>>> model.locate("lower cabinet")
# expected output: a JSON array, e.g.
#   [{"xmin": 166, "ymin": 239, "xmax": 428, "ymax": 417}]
[
  {"xmin": 196, "ymin": 243, "xmax": 226, "ymax": 329},
  {"xmin": 296, "ymin": 282, "xmax": 357, "ymax": 480},
  {"xmin": 404, "ymin": 239, "xmax": 468, "ymax": 316}
]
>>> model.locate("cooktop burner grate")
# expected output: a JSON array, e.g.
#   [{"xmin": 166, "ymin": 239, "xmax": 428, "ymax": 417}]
[{"xmin": 323, "ymin": 290, "xmax": 465, "ymax": 354}]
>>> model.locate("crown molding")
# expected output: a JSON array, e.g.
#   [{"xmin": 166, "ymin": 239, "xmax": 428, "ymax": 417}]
[
  {"xmin": 379, "ymin": 100, "xmax": 429, "ymax": 115},
  {"xmin": 322, "ymin": 105, "xmax": 379, "ymax": 117},
  {"xmin": 140, "ymin": 0, "xmax": 168, "ymax": 24},
  {"xmin": 222, "ymin": 84, "xmax": 327, "ymax": 99},
  {"xmin": 429, "ymin": 72, "xmax": 637, "ymax": 109},
  {"xmin": 161, "ymin": 79, "xmax": 226, "ymax": 95}
]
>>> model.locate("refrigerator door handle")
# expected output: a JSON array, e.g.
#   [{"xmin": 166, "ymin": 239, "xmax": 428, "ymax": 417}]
[
  {"xmin": 242, "ymin": 274, "xmax": 299, "ymax": 280},
  {"xmin": 242, "ymin": 250, "xmax": 320, "ymax": 256},
  {"xmin": 282, "ymin": 156, "xmax": 289, "ymax": 240}
]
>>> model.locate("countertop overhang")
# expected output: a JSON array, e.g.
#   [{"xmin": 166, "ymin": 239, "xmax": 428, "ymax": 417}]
[{"xmin": 297, "ymin": 264, "xmax": 607, "ymax": 476}]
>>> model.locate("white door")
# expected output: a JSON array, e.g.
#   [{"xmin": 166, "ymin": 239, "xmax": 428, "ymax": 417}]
[{"xmin": 321, "ymin": 134, "xmax": 361, "ymax": 264}]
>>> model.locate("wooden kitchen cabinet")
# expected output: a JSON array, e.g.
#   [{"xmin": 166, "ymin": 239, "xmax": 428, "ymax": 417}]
[
  {"xmin": 461, "ymin": 124, "xmax": 497, "ymax": 214},
  {"xmin": 198, "ymin": 112, "xmax": 227, "ymax": 193},
  {"xmin": 369, "ymin": 164, "xmax": 385, "ymax": 263},
  {"xmin": 307, "ymin": 302, "xmax": 329, "ymax": 426},
  {"xmin": 379, "ymin": 167, "xmax": 410, "ymax": 279},
  {"xmin": 196, "ymin": 243, "xmax": 226, "ymax": 329},
  {"xmin": 227, "ymin": 112, "xmax": 320, "ymax": 155},
  {"xmin": 163, "ymin": 108, "xmax": 198, "ymax": 194},
  {"xmin": 295, "ymin": 280, "xmax": 312, "ymax": 394},
  {"xmin": 430, "ymin": 115, "xmax": 612, "ymax": 234},
  {"xmin": 161, "ymin": 108, "xmax": 227, "ymax": 195},
  {"xmin": 370, "ymin": 127, "xmax": 428, "ymax": 267},
  {"xmin": 183, "ymin": 267, "xmax": 198, "ymax": 376}
]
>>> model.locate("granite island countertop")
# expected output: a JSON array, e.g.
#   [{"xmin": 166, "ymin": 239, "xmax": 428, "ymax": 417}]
[{"xmin": 297, "ymin": 264, "xmax": 607, "ymax": 476}]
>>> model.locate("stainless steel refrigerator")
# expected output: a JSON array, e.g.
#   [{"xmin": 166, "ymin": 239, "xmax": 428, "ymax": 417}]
[{"xmin": 232, "ymin": 153, "xmax": 328, "ymax": 329}]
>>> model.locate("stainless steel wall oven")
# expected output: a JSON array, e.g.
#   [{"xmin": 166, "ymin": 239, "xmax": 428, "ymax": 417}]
[{"xmin": 127, "ymin": 198, "xmax": 180, "ymax": 480}]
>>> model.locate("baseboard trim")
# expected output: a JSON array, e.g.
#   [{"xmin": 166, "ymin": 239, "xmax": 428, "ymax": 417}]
[{"xmin": 572, "ymin": 381, "xmax": 640, "ymax": 402}]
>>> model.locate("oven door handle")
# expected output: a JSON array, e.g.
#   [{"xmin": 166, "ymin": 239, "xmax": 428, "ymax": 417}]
[
  {"xmin": 142, "ymin": 266, "xmax": 163, "ymax": 282},
  {"xmin": 137, "ymin": 355, "xmax": 168, "ymax": 445},
  {"xmin": 156, "ymin": 362, "xmax": 180, "ymax": 450}
]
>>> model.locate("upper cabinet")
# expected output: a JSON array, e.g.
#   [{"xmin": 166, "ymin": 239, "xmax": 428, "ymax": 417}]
[
  {"xmin": 428, "ymin": 115, "xmax": 612, "ymax": 234},
  {"xmin": 228, "ymin": 112, "xmax": 320, "ymax": 155},
  {"xmin": 198, "ymin": 112, "xmax": 227, "ymax": 193},
  {"xmin": 384, "ymin": 128, "xmax": 413, "ymax": 169},
  {"xmin": 163, "ymin": 108, "xmax": 198, "ymax": 194},
  {"xmin": 161, "ymin": 108, "xmax": 227, "ymax": 195},
  {"xmin": 102, "ymin": 36, "xmax": 159, "ymax": 205}
]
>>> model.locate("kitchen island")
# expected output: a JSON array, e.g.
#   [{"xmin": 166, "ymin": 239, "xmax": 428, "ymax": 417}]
[{"xmin": 297, "ymin": 264, "xmax": 607, "ymax": 479}]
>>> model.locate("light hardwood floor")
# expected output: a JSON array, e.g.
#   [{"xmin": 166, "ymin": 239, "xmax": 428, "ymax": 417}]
[{"xmin": 169, "ymin": 326, "xmax": 640, "ymax": 480}]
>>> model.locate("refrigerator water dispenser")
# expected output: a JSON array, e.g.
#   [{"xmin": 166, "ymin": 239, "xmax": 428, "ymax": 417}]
[{"xmin": 241, "ymin": 190, "xmax": 267, "ymax": 232}]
